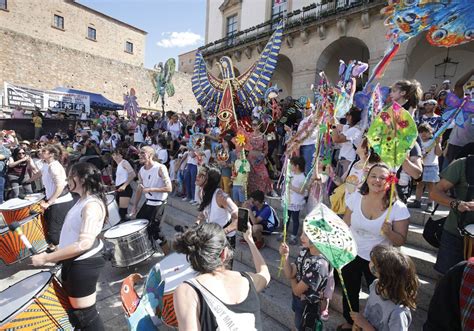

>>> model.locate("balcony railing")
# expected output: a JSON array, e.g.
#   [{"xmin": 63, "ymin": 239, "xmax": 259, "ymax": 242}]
[{"xmin": 200, "ymin": 0, "xmax": 385, "ymax": 56}]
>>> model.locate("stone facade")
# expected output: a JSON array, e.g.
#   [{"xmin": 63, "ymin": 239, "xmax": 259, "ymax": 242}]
[
  {"xmin": 0, "ymin": 28, "xmax": 198, "ymax": 113},
  {"xmin": 203, "ymin": 0, "xmax": 474, "ymax": 99},
  {"xmin": 178, "ymin": 49, "xmax": 197, "ymax": 75},
  {"xmin": 0, "ymin": 0, "xmax": 147, "ymax": 67}
]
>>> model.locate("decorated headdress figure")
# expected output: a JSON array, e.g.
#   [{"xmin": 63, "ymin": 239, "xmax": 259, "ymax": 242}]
[{"xmin": 152, "ymin": 58, "xmax": 176, "ymax": 111}]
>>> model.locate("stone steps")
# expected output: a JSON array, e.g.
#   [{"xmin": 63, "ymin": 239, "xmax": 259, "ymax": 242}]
[
  {"xmin": 162, "ymin": 198, "xmax": 435, "ymax": 330},
  {"xmin": 165, "ymin": 197, "xmax": 440, "ymax": 279},
  {"xmin": 167, "ymin": 196, "xmax": 441, "ymax": 254}
]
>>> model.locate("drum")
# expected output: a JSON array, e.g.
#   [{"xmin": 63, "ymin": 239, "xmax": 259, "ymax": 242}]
[
  {"xmin": 0, "ymin": 198, "xmax": 35, "ymax": 226},
  {"xmin": 463, "ymin": 224, "xmax": 474, "ymax": 259},
  {"xmin": 23, "ymin": 193, "xmax": 45, "ymax": 215},
  {"xmin": 103, "ymin": 219, "xmax": 154, "ymax": 267},
  {"xmin": 102, "ymin": 193, "xmax": 121, "ymax": 232},
  {"xmin": 0, "ymin": 271, "xmax": 73, "ymax": 330},
  {"xmin": 159, "ymin": 253, "xmax": 197, "ymax": 327},
  {"xmin": 0, "ymin": 214, "xmax": 47, "ymax": 265}
]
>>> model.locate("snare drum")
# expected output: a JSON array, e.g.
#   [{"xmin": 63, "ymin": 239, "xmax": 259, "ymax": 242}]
[
  {"xmin": 0, "ymin": 214, "xmax": 47, "ymax": 265},
  {"xmin": 158, "ymin": 253, "xmax": 197, "ymax": 327},
  {"xmin": 0, "ymin": 271, "xmax": 73, "ymax": 330},
  {"xmin": 0, "ymin": 198, "xmax": 35, "ymax": 226},
  {"xmin": 103, "ymin": 219, "xmax": 154, "ymax": 267},
  {"xmin": 102, "ymin": 193, "xmax": 121, "ymax": 232}
]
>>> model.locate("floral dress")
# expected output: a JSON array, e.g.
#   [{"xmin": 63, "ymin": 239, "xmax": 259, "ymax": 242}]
[{"xmin": 247, "ymin": 134, "xmax": 273, "ymax": 194}]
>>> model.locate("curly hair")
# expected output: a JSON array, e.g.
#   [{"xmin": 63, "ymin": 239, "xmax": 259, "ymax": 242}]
[
  {"xmin": 173, "ymin": 223, "xmax": 232, "ymax": 273},
  {"xmin": 370, "ymin": 245, "xmax": 419, "ymax": 310}
]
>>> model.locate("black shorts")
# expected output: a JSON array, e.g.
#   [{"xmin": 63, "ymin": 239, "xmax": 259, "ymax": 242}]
[
  {"xmin": 136, "ymin": 203, "xmax": 167, "ymax": 245},
  {"xmin": 61, "ymin": 250, "xmax": 106, "ymax": 298},
  {"xmin": 115, "ymin": 184, "xmax": 133, "ymax": 200}
]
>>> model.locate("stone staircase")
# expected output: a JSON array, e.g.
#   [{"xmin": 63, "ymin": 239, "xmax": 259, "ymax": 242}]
[{"xmin": 162, "ymin": 195, "xmax": 447, "ymax": 330}]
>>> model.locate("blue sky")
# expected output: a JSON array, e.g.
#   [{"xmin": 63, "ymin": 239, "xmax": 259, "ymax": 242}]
[{"xmin": 79, "ymin": 0, "xmax": 206, "ymax": 68}]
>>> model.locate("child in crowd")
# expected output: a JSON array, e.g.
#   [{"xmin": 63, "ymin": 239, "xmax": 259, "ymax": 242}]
[
  {"xmin": 280, "ymin": 232, "xmax": 333, "ymax": 331},
  {"xmin": 216, "ymin": 139, "xmax": 235, "ymax": 195},
  {"xmin": 168, "ymin": 153, "xmax": 178, "ymax": 195},
  {"xmin": 408, "ymin": 123, "xmax": 442, "ymax": 212},
  {"xmin": 231, "ymin": 150, "xmax": 250, "ymax": 206},
  {"xmin": 280, "ymin": 156, "xmax": 306, "ymax": 245},
  {"xmin": 350, "ymin": 244, "xmax": 418, "ymax": 331}
]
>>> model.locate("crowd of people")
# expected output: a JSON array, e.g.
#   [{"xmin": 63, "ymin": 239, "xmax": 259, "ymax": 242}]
[{"xmin": 0, "ymin": 68, "xmax": 473, "ymax": 330}]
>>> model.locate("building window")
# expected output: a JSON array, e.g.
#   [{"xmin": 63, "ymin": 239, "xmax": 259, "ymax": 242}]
[
  {"xmin": 53, "ymin": 14, "xmax": 64, "ymax": 30},
  {"xmin": 87, "ymin": 27, "xmax": 96, "ymax": 40},
  {"xmin": 125, "ymin": 41, "xmax": 134, "ymax": 54},
  {"xmin": 0, "ymin": 0, "xmax": 7, "ymax": 10},
  {"xmin": 226, "ymin": 14, "xmax": 238, "ymax": 38},
  {"xmin": 271, "ymin": 0, "xmax": 287, "ymax": 21}
]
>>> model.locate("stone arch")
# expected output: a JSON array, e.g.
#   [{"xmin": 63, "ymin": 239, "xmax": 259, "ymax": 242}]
[
  {"xmin": 271, "ymin": 54, "xmax": 293, "ymax": 98},
  {"xmin": 316, "ymin": 37, "xmax": 370, "ymax": 88},
  {"xmin": 406, "ymin": 34, "xmax": 474, "ymax": 89}
]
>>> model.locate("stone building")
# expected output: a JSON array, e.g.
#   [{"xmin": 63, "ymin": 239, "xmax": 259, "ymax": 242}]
[
  {"xmin": 178, "ymin": 49, "xmax": 197, "ymax": 75},
  {"xmin": 0, "ymin": 0, "xmax": 198, "ymax": 113},
  {"xmin": 201, "ymin": 0, "xmax": 474, "ymax": 99}
]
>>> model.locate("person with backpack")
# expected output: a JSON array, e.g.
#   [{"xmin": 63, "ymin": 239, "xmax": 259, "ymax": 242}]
[
  {"xmin": 243, "ymin": 190, "xmax": 279, "ymax": 250},
  {"xmin": 430, "ymin": 143, "xmax": 474, "ymax": 275}
]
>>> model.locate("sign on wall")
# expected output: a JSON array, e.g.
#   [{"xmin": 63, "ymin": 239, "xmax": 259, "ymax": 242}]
[{"xmin": 4, "ymin": 83, "xmax": 90, "ymax": 115}]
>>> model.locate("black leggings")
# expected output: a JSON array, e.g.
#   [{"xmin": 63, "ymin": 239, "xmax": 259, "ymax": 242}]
[
  {"xmin": 341, "ymin": 255, "xmax": 376, "ymax": 324},
  {"xmin": 137, "ymin": 203, "xmax": 167, "ymax": 245}
]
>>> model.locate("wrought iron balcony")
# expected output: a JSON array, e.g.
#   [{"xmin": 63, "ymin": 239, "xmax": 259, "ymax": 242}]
[{"xmin": 199, "ymin": 0, "xmax": 385, "ymax": 57}]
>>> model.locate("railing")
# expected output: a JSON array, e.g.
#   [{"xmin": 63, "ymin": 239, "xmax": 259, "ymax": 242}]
[{"xmin": 199, "ymin": 0, "xmax": 384, "ymax": 56}]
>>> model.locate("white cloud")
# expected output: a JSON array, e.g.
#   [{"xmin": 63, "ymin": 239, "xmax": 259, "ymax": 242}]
[{"xmin": 157, "ymin": 31, "xmax": 203, "ymax": 48}]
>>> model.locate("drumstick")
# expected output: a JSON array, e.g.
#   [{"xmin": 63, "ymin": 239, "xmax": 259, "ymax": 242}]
[{"xmin": 8, "ymin": 221, "xmax": 38, "ymax": 255}]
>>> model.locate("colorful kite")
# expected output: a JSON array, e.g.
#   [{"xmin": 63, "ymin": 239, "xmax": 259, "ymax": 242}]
[
  {"xmin": 192, "ymin": 21, "xmax": 284, "ymax": 132},
  {"xmin": 367, "ymin": 102, "xmax": 418, "ymax": 169},
  {"xmin": 368, "ymin": 1, "xmax": 474, "ymax": 85},
  {"xmin": 441, "ymin": 93, "xmax": 474, "ymax": 128}
]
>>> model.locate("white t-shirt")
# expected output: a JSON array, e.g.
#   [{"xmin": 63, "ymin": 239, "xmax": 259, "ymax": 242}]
[
  {"xmin": 420, "ymin": 139, "xmax": 438, "ymax": 166},
  {"xmin": 168, "ymin": 121, "xmax": 182, "ymax": 139},
  {"xmin": 339, "ymin": 125, "xmax": 362, "ymax": 161},
  {"xmin": 347, "ymin": 192, "xmax": 410, "ymax": 261},
  {"xmin": 297, "ymin": 115, "xmax": 319, "ymax": 146},
  {"xmin": 133, "ymin": 125, "xmax": 145, "ymax": 143},
  {"xmin": 155, "ymin": 147, "xmax": 168, "ymax": 164},
  {"xmin": 186, "ymin": 151, "xmax": 198, "ymax": 166},
  {"xmin": 289, "ymin": 172, "xmax": 306, "ymax": 211}
]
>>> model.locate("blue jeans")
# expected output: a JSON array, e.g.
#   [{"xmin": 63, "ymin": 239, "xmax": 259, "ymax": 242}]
[
  {"xmin": 300, "ymin": 144, "xmax": 315, "ymax": 175},
  {"xmin": 0, "ymin": 176, "xmax": 5, "ymax": 204},
  {"xmin": 184, "ymin": 164, "xmax": 197, "ymax": 200}
]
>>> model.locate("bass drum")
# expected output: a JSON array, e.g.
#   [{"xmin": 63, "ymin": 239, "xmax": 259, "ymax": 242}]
[
  {"xmin": 103, "ymin": 219, "xmax": 154, "ymax": 267},
  {"xmin": 0, "ymin": 271, "xmax": 72, "ymax": 330}
]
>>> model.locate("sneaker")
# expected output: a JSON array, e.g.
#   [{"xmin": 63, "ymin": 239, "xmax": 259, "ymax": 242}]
[
  {"xmin": 255, "ymin": 240, "xmax": 265, "ymax": 250},
  {"xmin": 321, "ymin": 309, "xmax": 329, "ymax": 321},
  {"xmin": 288, "ymin": 235, "xmax": 298, "ymax": 245},
  {"xmin": 426, "ymin": 203, "xmax": 435, "ymax": 213},
  {"xmin": 407, "ymin": 200, "xmax": 421, "ymax": 209},
  {"xmin": 189, "ymin": 200, "xmax": 196, "ymax": 204},
  {"xmin": 182, "ymin": 197, "xmax": 189, "ymax": 201}
]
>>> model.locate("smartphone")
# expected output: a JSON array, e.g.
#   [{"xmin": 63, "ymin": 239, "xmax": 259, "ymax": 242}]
[{"xmin": 238, "ymin": 208, "xmax": 250, "ymax": 232}]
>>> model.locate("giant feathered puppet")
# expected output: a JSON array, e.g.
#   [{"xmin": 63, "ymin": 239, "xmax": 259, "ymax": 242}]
[
  {"xmin": 192, "ymin": 21, "xmax": 284, "ymax": 132},
  {"xmin": 152, "ymin": 58, "xmax": 176, "ymax": 111}
]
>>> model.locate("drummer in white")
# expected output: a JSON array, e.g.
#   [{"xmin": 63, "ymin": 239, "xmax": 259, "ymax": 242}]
[
  {"xmin": 131, "ymin": 146, "xmax": 172, "ymax": 255},
  {"xmin": 32, "ymin": 162, "xmax": 107, "ymax": 330}
]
